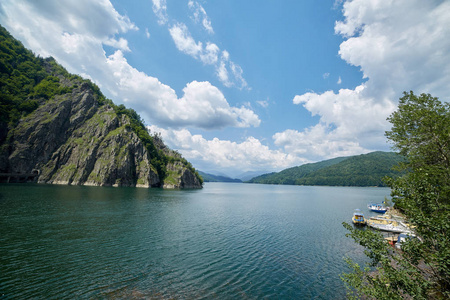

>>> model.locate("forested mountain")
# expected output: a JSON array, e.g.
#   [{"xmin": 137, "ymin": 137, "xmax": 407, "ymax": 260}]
[
  {"xmin": 247, "ymin": 151, "xmax": 404, "ymax": 187},
  {"xmin": 0, "ymin": 25, "xmax": 202, "ymax": 188},
  {"xmin": 198, "ymin": 171, "xmax": 242, "ymax": 183}
]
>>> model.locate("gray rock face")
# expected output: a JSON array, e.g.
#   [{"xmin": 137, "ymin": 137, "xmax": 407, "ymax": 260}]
[
  {"xmin": 163, "ymin": 161, "xmax": 203, "ymax": 189},
  {"xmin": 0, "ymin": 83, "xmax": 201, "ymax": 189}
]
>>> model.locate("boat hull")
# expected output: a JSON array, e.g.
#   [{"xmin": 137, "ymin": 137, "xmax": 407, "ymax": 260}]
[
  {"xmin": 352, "ymin": 216, "xmax": 366, "ymax": 225},
  {"xmin": 367, "ymin": 204, "xmax": 388, "ymax": 213},
  {"xmin": 368, "ymin": 223, "xmax": 410, "ymax": 233}
]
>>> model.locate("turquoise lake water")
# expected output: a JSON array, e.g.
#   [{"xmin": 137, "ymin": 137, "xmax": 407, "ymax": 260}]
[{"xmin": 0, "ymin": 182, "xmax": 390, "ymax": 299}]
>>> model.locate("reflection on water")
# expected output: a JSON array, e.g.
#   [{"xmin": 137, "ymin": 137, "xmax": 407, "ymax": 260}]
[{"xmin": 0, "ymin": 183, "xmax": 390, "ymax": 299}]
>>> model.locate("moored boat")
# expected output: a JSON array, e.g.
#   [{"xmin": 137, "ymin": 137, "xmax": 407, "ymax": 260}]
[
  {"xmin": 395, "ymin": 233, "xmax": 417, "ymax": 250},
  {"xmin": 352, "ymin": 209, "xmax": 366, "ymax": 226},
  {"xmin": 367, "ymin": 203, "xmax": 388, "ymax": 213},
  {"xmin": 367, "ymin": 216, "xmax": 411, "ymax": 233}
]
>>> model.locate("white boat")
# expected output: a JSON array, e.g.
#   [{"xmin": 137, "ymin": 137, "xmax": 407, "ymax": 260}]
[
  {"xmin": 367, "ymin": 203, "xmax": 388, "ymax": 213},
  {"xmin": 367, "ymin": 216, "xmax": 411, "ymax": 233}
]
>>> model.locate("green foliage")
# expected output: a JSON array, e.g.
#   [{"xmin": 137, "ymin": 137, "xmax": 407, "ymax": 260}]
[
  {"xmin": 33, "ymin": 76, "xmax": 60, "ymax": 99},
  {"xmin": 341, "ymin": 223, "xmax": 431, "ymax": 299},
  {"xmin": 342, "ymin": 92, "xmax": 450, "ymax": 299},
  {"xmin": 248, "ymin": 152, "xmax": 404, "ymax": 186},
  {"xmin": 0, "ymin": 25, "xmax": 76, "ymax": 131},
  {"xmin": 0, "ymin": 25, "xmax": 45, "ymax": 126}
]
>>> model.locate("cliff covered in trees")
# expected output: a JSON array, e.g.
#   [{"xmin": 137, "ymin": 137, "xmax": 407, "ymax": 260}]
[{"xmin": 0, "ymin": 25, "xmax": 202, "ymax": 188}]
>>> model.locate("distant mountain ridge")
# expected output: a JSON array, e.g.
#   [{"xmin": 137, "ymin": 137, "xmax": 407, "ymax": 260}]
[
  {"xmin": 198, "ymin": 171, "xmax": 242, "ymax": 183},
  {"xmin": 247, "ymin": 151, "xmax": 404, "ymax": 187}
]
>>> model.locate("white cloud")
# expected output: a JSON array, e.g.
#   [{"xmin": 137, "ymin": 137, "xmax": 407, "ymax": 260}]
[
  {"xmin": 257, "ymin": 100, "xmax": 269, "ymax": 108},
  {"xmin": 289, "ymin": 0, "xmax": 450, "ymax": 159},
  {"xmin": 152, "ymin": 0, "xmax": 168, "ymax": 25},
  {"xmin": 0, "ymin": 0, "xmax": 137, "ymax": 58},
  {"xmin": 148, "ymin": 126, "xmax": 305, "ymax": 175},
  {"xmin": 216, "ymin": 50, "xmax": 248, "ymax": 89},
  {"xmin": 147, "ymin": 1, "xmax": 247, "ymax": 90},
  {"xmin": 285, "ymin": 85, "xmax": 396, "ymax": 160},
  {"xmin": 217, "ymin": 51, "xmax": 231, "ymax": 87},
  {"xmin": 104, "ymin": 37, "xmax": 130, "ymax": 52},
  {"xmin": 200, "ymin": 42, "xmax": 220, "ymax": 65},
  {"xmin": 169, "ymin": 23, "xmax": 203, "ymax": 58},
  {"xmin": 323, "ymin": 72, "xmax": 330, "ymax": 79},
  {"xmin": 337, "ymin": 76, "xmax": 342, "ymax": 84},
  {"xmin": 106, "ymin": 51, "xmax": 260, "ymax": 129},
  {"xmin": 188, "ymin": 0, "xmax": 214, "ymax": 34},
  {"xmin": 335, "ymin": 0, "xmax": 450, "ymax": 101},
  {"xmin": 0, "ymin": 0, "xmax": 259, "ymax": 131},
  {"xmin": 168, "ymin": 23, "xmax": 248, "ymax": 89},
  {"xmin": 145, "ymin": 28, "xmax": 150, "ymax": 39},
  {"xmin": 273, "ymin": 127, "xmax": 367, "ymax": 161},
  {"xmin": 230, "ymin": 61, "xmax": 248, "ymax": 90}
]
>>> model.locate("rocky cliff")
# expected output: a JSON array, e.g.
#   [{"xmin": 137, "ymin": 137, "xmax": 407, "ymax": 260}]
[{"xmin": 0, "ymin": 25, "xmax": 202, "ymax": 189}]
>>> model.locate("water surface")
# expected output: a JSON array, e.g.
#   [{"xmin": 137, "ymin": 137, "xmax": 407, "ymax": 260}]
[{"xmin": 0, "ymin": 182, "xmax": 390, "ymax": 299}]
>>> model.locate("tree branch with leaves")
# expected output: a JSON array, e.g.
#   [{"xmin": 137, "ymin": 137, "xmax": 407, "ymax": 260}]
[{"xmin": 341, "ymin": 92, "xmax": 450, "ymax": 299}]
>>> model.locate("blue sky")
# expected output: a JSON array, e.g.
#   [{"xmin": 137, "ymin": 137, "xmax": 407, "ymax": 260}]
[{"xmin": 1, "ymin": 0, "xmax": 449, "ymax": 177}]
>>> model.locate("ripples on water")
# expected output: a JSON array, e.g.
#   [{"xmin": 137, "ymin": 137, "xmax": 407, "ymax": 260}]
[{"xmin": 0, "ymin": 183, "xmax": 390, "ymax": 299}]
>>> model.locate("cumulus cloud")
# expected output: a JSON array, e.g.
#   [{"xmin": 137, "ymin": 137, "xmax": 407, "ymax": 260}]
[
  {"xmin": 104, "ymin": 50, "xmax": 259, "ymax": 129},
  {"xmin": 148, "ymin": 126, "xmax": 305, "ymax": 176},
  {"xmin": 277, "ymin": 85, "xmax": 396, "ymax": 161},
  {"xmin": 104, "ymin": 50, "xmax": 260, "ymax": 129},
  {"xmin": 273, "ymin": 127, "xmax": 367, "ymax": 161},
  {"xmin": 188, "ymin": 0, "xmax": 214, "ymax": 34},
  {"xmin": 0, "ymin": 0, "xmax": 259, "ymax": 130},
  {"xmin": 335, "ymin": 0, "xmax": 450, "ymax": 101},
  {"xmin": 288, "ymin": 0, "xmax": 450, "ymax": 159}
]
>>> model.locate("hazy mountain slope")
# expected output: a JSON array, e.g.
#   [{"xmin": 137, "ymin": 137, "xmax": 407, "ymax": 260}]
[
  {"xmin": 198, "ymin": 171, "xmax": 242, "ymax": 183},
  {"xmin": 247, "ymin": 152, "xmax": 404, "ymax": 187}
]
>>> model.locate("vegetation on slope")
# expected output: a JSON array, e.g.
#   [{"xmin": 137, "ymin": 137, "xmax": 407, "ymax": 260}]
[{"xmin": 247, "ymin": 152, "xmax": 404, "ymax": 187}]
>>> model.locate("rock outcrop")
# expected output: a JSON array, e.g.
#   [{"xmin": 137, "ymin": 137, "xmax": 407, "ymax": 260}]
[
  {"xmin": 1, "ymin": 81, "xmax": 201, "ymax": 188},
  {"xmin": 0, "ymin": 37, "xmax": 202, "ymax": 188},
  {"xmin": 163, "ymin": 161, "xmax": 203, "ymax": 189}
]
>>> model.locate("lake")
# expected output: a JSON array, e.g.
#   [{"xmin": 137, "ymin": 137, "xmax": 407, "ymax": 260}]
[{"xmin": 0, "ymin": 182, "xmax": 390, "ymax": 299}]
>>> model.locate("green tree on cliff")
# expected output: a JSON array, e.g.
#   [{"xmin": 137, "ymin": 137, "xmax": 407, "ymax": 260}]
[{"xmin": 341, "ymin": 92, "xmax": 450, "ymax": 299}]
